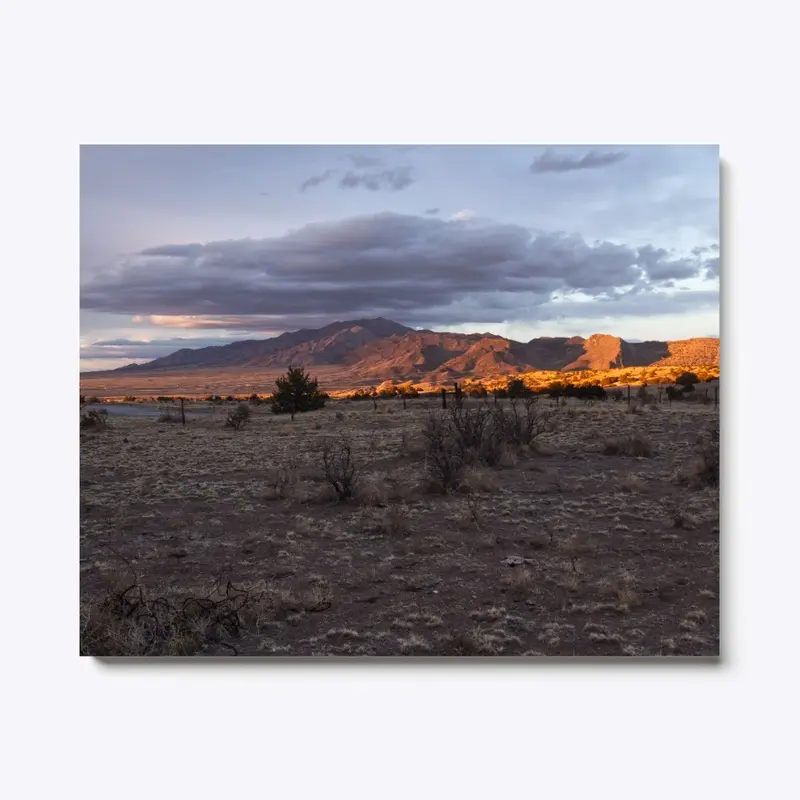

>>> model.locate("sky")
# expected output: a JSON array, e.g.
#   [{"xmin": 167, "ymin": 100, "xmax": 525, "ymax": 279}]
[{"xmin": 80, "ymin": 144, "xmax": 719, "ymax": 371}]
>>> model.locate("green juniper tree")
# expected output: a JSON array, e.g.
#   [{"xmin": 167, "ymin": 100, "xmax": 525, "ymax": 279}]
[{"xmin": 270, "ymin": 366, "xmax": 327, "ymax": 420}]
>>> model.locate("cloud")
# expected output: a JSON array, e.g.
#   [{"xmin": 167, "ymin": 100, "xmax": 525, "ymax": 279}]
[
  {"xmin": 425, "ymin": 208, "xmax": 440, "ymax": 215},
  {"xmin": 704, "ymin": 256, "xmax": 720, "ymax": 279},
  {"xmin": 80, "ymin": 335, "xmax": 255, "ymax": 361},
  {"xmin": 530, "ymin": 148, "xmax": 629, "ymax": 174},
  {"xmin": 147, "ymin": 314, "xmax": 293, "ymax": 331},
  {"xmin": 81, "ymin": 212, "xmax": 718, "ymax": 331},
  {"xmin": 450, "ymin": 209, "xmax": 475, "ymax": 221},
  {"xmin": 91, "ymin": 338, "xmax": 153, "ymax": 346},
  {"xmin": 339, "ymin": 166, "xmax": 414, "ymax": 191},
  {"xmin": 347, "ymin": 154, "xmax": 384, "ymax": 169},
  {"xmin": 300, "ymin": 165, "xmax": 415, "ymax": 192},
  {"xmin": 635, "ymin": 245, "xmax": 700, "ymax": 281},
  {"xmin": 300, "ymin": 169, "xmax": 337, "ymax": 192}
]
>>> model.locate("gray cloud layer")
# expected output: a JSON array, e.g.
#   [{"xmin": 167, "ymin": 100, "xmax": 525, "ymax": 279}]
[
  {"xmin": 81, "ymin": 335, "xmax": 254, "ymax": 361},
  {"xmin": 530, "ymin": 148, "xmax": 629, "ymax": 173},
  {"xmin": 300, "ymin": 164, "xmax": 415, "ymax": 192},
  {"xmin": 299, "ymin": 169, "xmax": 336, "ymax": 192},
  {"xmin": 339, "ymin": 166, "xmax": 414, "ymax": 191},
  {"xmin": 81, "ymin": 212, "xmax": 719, "ymax": 331}
]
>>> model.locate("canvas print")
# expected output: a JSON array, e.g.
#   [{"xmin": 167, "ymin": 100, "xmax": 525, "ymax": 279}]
[{"xmin": 80, "ymin": 145, "xmax": 720, "ymax": 657}]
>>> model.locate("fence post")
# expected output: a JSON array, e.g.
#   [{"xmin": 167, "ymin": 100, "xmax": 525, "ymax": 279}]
[
  {"xmin": 627, "ymin": 385, "xmax": 631, "ymax": 405},
  {"xmin": 180, "ymin": 397, "xmax": 186, "ymax": 425},
  {"xmin": 372, "ymin": 393, "xmax": 377, "ymax": 411},
  {"xmin": 441, "ymin": 388, "xmax": 447, "ymax": 409},
  {"xmin": 714, "ymin": 385, "xmax": 718, "ymax": 408},
  {"xmin": 402, "ymin": 393, "xmax": 407, "ymax": 410},
  {"xmin": 658, "ymin": 387, "xmax": 663, "ymax": 404}
]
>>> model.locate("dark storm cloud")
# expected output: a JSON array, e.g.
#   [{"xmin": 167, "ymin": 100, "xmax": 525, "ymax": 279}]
[
  {"xmin": 339, "ymin": 166, "xmax": 414, "ymax": 191},
  {"xmin": 635, "ymin": 245, "xmax": 700, "ymax": 282},
  {"xmin": 425, "ymin": 208, "xmax": 440, "ymax": 215},
  {"xmin": 299, "ymin": 169, "xmax": 336, "ymax": 192},
  {"xmin": 530, "ymin": 148, "xmax": 629, "ymax": 174},
  {"xmin": 81, "ymin": 212, "xmax": 717, "ymax": 330}
]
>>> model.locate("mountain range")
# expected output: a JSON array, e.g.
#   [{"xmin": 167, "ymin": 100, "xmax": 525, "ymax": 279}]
[{"xmin": 94, "ymin": 317, "xmax": 719, "ymax": 383}]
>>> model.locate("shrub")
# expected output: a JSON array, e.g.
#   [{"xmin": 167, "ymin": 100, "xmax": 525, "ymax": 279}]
[
  {"xmin": 123, "ymin": 395, "xmax": 136, "ymax": 402},
  {"xmin": 501, "ymin": 398, "xmax": 551, "ymax": 448},
  {"xmin": 80, "ymin": 577, "xmax": 274, "ymax": 656},
  {"xmin": 321, "ymin": 436, "xmax": 358, "ymax": 501},
  {"xmin": 420, "ymin": 399, "xmax": 550, "ymax": 488},
  {"xmin": 421, "ymin": 411, "xmax": 466, "ymax": 493},
  {"xmin": 602, "ymin": 432, "xmax": 654, "ymax": 457},
  {"xmin": 225, "ymin": 403, "xmax": 251, "ymax": 430},
  {"xmin": 447, "ymin": 403, "xmax": 493, "ymax": 462},
  {"xmin": 676, "ymin": 372, "xmax": 699, "ymax": 390},
  {"xmin": 271, "ymin": 366, "xmax": 326, "ymax": 420},
  {"xmin": 506, "ymin": 377, "xmax": 533, "ymax": 398},
  {"xmin": 80, "ymin": 409, "xmax": 108, "ymax": 429},
  {"xmin": 265, "ymin": 456, "xmax": 300, "ymax": 500},
  {"xmin": 682, "ymin": 419, "xmax": 719, "ymax": 487}
]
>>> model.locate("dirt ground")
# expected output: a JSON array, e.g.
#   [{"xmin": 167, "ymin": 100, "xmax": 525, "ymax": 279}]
[{"xmin": 79, "ymin": 395, "xmax": 720, "ymax": 657}]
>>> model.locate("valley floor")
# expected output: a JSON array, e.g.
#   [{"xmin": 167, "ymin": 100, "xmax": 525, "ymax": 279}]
[{"xmin": 80, "ymin": 397, "xmax": 720, "ymax": 657}]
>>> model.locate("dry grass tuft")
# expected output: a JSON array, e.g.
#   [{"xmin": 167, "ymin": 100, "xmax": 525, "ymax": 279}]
[
  {"xmin": 618, "ymin": 473, "xmax": 646, "ymax": 493},
  {"xmin": 502, "ymin": 566, "xmax": 535, "ymax": 598},
  {"xmin": 602, "ymin": 432, "xmax": 654, "ymax": 457},
  {"xmin": 378, "ymin": 503, "xmax": 412, "ymax": 536}
]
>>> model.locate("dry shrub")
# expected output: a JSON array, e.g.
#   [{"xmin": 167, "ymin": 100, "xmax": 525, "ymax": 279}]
[
  {"xmin": 400, "ymin": 432, "xmax": 427, "ymax": 458},
  {"xmin": 675, "ymin": 418, "xmax": 719, "ymax": 488},
  {"xmin": 265, "ymin": 457, "xmax": 300, "ymax": 500},
  {"xmin": 502, "ymin": 566, "xmax": 534, "ymax": 597},
  {"xmin": 158, "ymin": 409, "xmax": 182, "ymax": 423},
  {"xmin": 459, "ymin": 466, "xmax": 500, "ymax": 494},
  {"xmin": 357, "ymin": 474, "xmax": 389, "ymax": 507},
  {"xmin": 695, "ymin": 418, "xmax": 719, "ymax": 486},
  {"xmin": 80, "ymin": 409, "xmax": 108, "ymax": 429},
  {"xmin": 421, "ymin": 401, "xmax": 551, "ymax": 490},
  {"xmin": 225, "ymin": 403, "xmax": 251, "ymax": 429},
  {"xmin": 80, "ymin": 577, "xmax": 277, "ymax": 656},
  {"xmin": 454, "ymin": 493, "xmax": 484, "ymax": 530},
  {"xmin": 421, "ymin": 411, "xmax": 465, "ymax": 493},
  {"xmin": 321, "ymin": 435, "xmax": 358, "ymax": 501},
  {"xmin": 378, "ymin": 502, "xmax": 411, "ymax": 536},
  {"xmin": 439, "ymin": 627, "xmax": 500, "ymax": 656},
  {"xmin": 602, "ymin": 432, "xmax": 654, "ymax": 457},
  {"xmin": 618, "ymin": 473, "xmax": 646, "ymax": 493}
]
